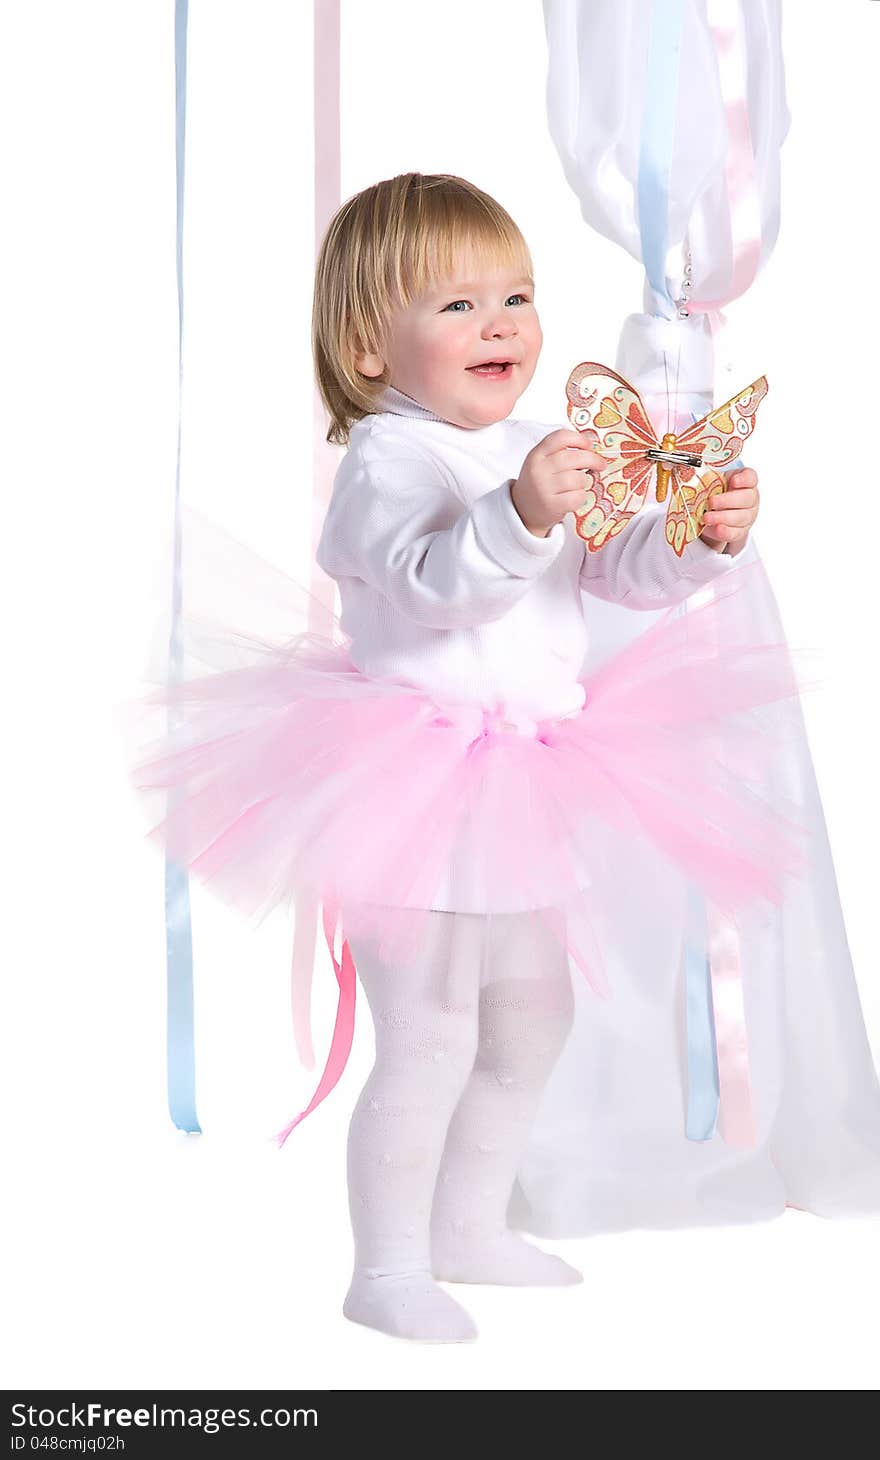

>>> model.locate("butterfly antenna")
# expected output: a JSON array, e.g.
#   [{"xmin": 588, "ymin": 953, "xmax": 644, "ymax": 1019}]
[{"xmin": 663, "ymin": 350, "xmax": 671, "ymax": 436}]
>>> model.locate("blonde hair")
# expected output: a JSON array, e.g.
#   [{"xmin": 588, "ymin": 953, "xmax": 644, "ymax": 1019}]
[{"xmin": 312, "ymin": 172, "xmax": 534, "ymax": 446}]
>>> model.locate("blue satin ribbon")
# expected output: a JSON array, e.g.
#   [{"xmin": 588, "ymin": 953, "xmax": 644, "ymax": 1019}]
[
  {"xmin": 165, "ymin": 0, "xmax": 200, "ymax": 1135},
  {"xmin": 683, "ymin": 886, "xmax": 719, "ymax": 1140},
  {"xmin": 637, "ymin": 0, "xmax": 744, "ymax": 1142},
  {"xmin": 680, "ymin": 406, "xmax": 744, "ymax": 1141},
  {"xmin": 637, "ymin": 0, "xmax": 684, "ymax": 319}
]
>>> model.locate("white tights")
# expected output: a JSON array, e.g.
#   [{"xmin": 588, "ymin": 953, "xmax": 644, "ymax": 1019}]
[{"xmin": 342, "ymin": 907, "xmax": 581, "ymax": 1342}]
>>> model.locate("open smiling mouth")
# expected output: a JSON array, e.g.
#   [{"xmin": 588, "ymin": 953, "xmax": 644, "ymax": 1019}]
[{"xmin": 466, "ymin": 362, "xmax": 515, "ymax": 378}]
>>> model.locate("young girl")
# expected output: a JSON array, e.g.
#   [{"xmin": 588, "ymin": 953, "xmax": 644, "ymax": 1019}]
[{"xmin": 128, "ymin": 172, "xmax": 826, "ymax": 1343}]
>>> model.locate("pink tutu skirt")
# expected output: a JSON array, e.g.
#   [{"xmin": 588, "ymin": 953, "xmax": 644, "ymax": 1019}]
[{"xmin": 120, "ymin": 510, "xmax": 816, "ymax": 1140}]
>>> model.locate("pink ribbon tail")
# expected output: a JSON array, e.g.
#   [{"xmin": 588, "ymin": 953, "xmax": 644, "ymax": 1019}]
[
  {"xmin": 275, "ymin": 898, "xmax": 357, "ymax": 1148},
  {"xmin": 286, "ymin": 1, "xmax": 343, "ymax": 1091},
  {"xmin": 688, "ymin": 0, "xmax": 762, "ymax": 321}
]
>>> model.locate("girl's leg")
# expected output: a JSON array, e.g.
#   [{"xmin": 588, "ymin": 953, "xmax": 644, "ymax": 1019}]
[
  {"xmin": 342, "ymin": 908, "xmax": 482, "ymax": 1341},
  {"xmin": 430, "ymin": 908, "xmax": 582, "ymax": 1285}
]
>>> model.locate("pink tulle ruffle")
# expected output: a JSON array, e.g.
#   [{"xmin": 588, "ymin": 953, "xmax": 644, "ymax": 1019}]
[{"xmin": 122, "ymin": 550, "xmax": 814, "ymax": 987}]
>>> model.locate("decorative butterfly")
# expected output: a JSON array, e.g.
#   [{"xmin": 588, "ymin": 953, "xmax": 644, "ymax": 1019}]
[{"xmin": 564, "ymin": 362, "xmax": 768, "ymax": 557}]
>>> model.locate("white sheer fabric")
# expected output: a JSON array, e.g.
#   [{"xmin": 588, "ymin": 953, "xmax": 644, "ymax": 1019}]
[
  {"xmin": 543, "ymin": 0, "xmax": 788, "ymax": 275},
  {"xmin": 508, "ymin": 571, "xmax": 880, "ymax": 1234},
  {"xmin": 543, "ymin": 0, "xmax": 789, "ymax": 408},
  {"xmin": 505, "ymin": 0, "xmax": 880, "ymax": 1235}
]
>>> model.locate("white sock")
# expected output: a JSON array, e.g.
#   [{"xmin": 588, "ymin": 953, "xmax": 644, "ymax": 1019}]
[
  {"xmin": 343, "ymin": 910, "xmax": 481, "ymax": 1341},
  {"xmin": 343, "ymin": 1269, "xmax": 476, "ymax": 1343},
  {"xmin": 431, "ymin": 911, "xmax": 583, "ymax": 1286}
]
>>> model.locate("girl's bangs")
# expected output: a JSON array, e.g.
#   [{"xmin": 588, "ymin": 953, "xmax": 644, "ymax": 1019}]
[{"xmin": 394, "ymin": 213, "xmax": 533, "ymax": 308}]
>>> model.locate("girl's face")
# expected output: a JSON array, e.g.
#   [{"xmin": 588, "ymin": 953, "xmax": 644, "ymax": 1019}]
[{"xmin": 362, "ymin": 257, "xmax": 542, "ymax": 429}]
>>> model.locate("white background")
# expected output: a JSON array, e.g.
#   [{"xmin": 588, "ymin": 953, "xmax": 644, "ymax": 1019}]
[{"xmin": 2, "ymin": 0, "xmax": 879, "ymax": 1391}]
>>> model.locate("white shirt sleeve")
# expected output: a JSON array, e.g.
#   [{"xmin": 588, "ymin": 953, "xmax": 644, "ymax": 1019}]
[
  {"xmin": 578, "ymin": 502, "xmax": 744, "ymax": 610},
  {"xmin": 316, "ymin": 435, "xmax": 566, "ymax": 630}
]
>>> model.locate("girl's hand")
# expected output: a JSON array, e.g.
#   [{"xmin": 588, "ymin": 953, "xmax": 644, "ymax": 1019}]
[
  {"xmin": 511, "ymin": 429, "xmax": 608, "ymax": 538},
  {"xmin": 700, "ymin": 466, "xmax": 760, "ymax": 556}
]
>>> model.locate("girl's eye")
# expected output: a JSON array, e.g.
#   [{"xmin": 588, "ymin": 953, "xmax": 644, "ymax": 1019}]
[{"xmin": 442, "ymin": 293, "xmax": 531, "ymax": 313}]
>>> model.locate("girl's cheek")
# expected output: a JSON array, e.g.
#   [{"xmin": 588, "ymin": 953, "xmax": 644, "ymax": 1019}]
[{"xmin": 427, "ymin": 329, "xmax": 469, "ymax": 368}]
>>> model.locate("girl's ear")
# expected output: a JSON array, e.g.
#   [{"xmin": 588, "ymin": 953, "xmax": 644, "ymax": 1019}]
[
  {"xmin": 353, "ymin": 334, "xmax": 386, "ymax": 379},
  {"xmin": 354, "ymin": 348, "xmax": 386, "ymax": 379}
]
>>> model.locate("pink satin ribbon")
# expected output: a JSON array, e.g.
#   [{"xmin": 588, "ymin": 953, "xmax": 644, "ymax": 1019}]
[
  {"xmin": 687, "ymin": 0, "xmax": 762, "ymax": 322},
  {"xmin": 704, "ymin": 0, "xmax": 760, "ymax": 1148},
  {"xmin": 276, "ymin": 897, "xmax": 357, "ymax": 1147},
  {"xmin": 289, "ymin": 0, "xmax": 343, "ymax": 1078}
]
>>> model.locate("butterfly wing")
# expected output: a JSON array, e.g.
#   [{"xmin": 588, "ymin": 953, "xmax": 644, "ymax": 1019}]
[
  {"xmin": 676, "ymin": 376, "xmax": 769, "ymax": 469},
  {"xmin": 565, "ymin": 362, "xmax": 659, "ymax": 551},
  {"xmin": 573, "ymin": 450, "xmax": 655, "ymax": 552},
  {"xmin": 664, "ymin": 465, "xmax": 726, "ymax": 557}
]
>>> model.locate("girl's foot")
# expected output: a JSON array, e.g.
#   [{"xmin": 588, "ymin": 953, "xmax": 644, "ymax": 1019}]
[
  {"xmin": 432, "ymin": 1229, "xmax": 583, "ymax": 1286},
  {"xmin": 343, "ymin": 1267, "xmax": 478, "ymax": 1342}
]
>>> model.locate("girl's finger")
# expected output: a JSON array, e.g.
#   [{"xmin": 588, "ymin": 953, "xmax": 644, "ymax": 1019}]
[
  {"xmin": 559, "ymin": 483, "xmax": 603, "ymax": 510},
  {"xmin": 556, "ymin": 492, "xmax": 613, "ymax": 522},
  {"xmin": 553, "ymin": 448, "xmax": 610, "ymax": 475},
  {"xmin": 725, "ymin": 468, "xmax": 758, "ymax": 490},
  {"xmin": 702, "ymin": 521, "xmax": 747, "ymax": 541},
  {"xmin": 706, "ymin": 488, "xmax": 757, "ymax": 510},
  {"xmin": 704, "ymin": 508, "xmax": 756, "ymax": 528}
]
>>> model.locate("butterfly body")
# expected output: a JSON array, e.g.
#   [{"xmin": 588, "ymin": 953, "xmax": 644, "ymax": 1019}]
[
  {"xmin": 652, "ymin": 434, "xmax": 681, "ymax": 502},
  {"xmin": 564, "ymin": 362, "xmax": 768, "ymax": 557}
]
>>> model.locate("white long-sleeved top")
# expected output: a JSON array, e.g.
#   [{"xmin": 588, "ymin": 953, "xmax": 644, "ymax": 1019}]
[{"xmin": 316, "ymin": 383, "xmax": 741, "ymax": 725}]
